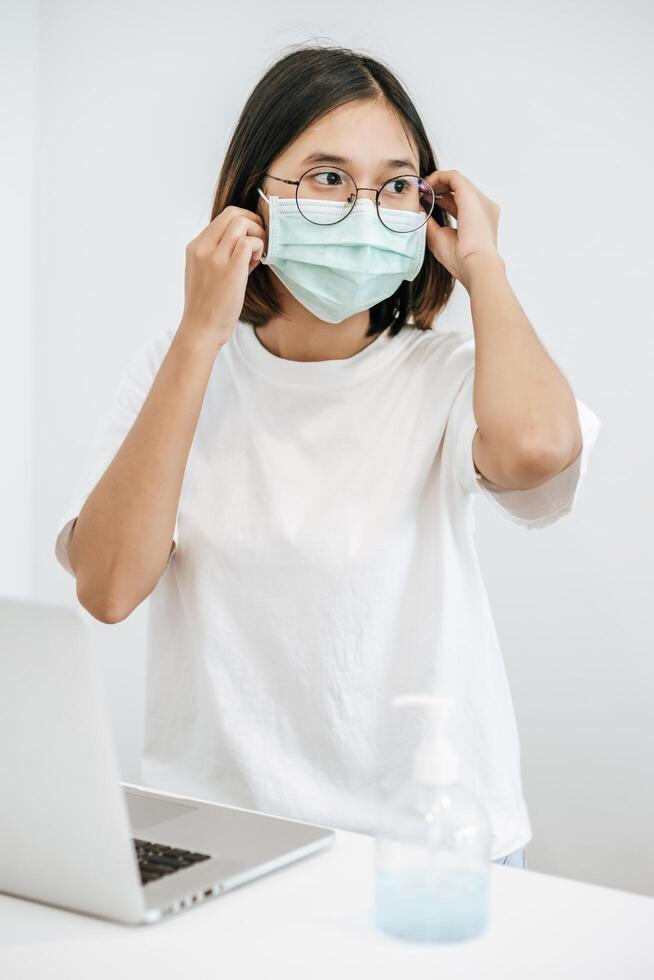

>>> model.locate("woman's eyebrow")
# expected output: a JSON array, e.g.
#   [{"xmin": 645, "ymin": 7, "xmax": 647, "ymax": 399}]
[{"xmin": 300, "ymin": 151, "xmax": 419, "ymax": 171}]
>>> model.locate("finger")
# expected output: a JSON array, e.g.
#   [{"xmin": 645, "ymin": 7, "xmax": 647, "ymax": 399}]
[
  {"xmin": 248, "ymin": 236, "xmax": 265, "ymax": 267},
  {"xmin": 426, "ymin": 217, "xmax": 457, "ymax": 260},
  {"xmin": 194, "ymin": 206, "xmax": 266, "ymax": 251},
  {"xmin": 424, "ymin": 169, "xmax": 470, "ymax": 197},
  {"xmin": 234, "ymin": 234, "xmax": 265, "ymax": 273},
  {"xmin": 433, "ymin": 192, "xmax": 458, "ymax": 219},
  {"xmin": 238, "ymin": 232, "xmax": 266, "ymax": 273},
  {"xmin": 216, "ymin": 215, "xmax": 266, "ymax": 262}
]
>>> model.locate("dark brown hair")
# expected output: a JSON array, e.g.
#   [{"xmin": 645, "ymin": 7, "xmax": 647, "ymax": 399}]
[{"xmin": 211, "ymin": 42, "xmax": 455, "ymax": 337}]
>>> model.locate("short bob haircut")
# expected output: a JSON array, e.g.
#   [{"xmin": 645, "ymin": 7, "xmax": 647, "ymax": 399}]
[{"xmin": 211, "ymin": 43, "xmax": 455, "ymax": 338}]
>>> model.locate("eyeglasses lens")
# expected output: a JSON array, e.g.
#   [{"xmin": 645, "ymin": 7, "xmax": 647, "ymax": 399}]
[{"xmin": 296, "ymin": 167, "xmax": 434, "ymax": 232}]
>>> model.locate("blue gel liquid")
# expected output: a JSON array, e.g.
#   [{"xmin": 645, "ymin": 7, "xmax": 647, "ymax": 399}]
[{"xmin": 374, "ymin": 866, "xmax": 490, "ymax": 943}]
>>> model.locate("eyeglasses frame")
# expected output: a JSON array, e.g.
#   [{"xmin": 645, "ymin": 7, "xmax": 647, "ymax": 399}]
[{"xmin": 259, "ymin": 165, "xmax": 436, "ymax": 234}]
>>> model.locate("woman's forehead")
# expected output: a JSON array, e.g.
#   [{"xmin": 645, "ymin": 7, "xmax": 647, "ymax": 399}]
[{"xmin": 276, "ymin": 104, "xmax": 420, "ymax": 173}]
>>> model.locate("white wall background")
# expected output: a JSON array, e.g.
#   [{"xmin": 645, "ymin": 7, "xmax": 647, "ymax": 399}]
[
  {"xmin": 5, "ymin": 0, "xmax": 652, "ymax": 897},
  {"xmin": 1, "ymin": 0, "xmax": 37, "ymax": 596}
]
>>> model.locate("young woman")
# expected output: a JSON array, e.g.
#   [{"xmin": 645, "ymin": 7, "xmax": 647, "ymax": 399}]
[{"xmin": 55, "ymin": 45, "xmax": 601, "ymax": 869}]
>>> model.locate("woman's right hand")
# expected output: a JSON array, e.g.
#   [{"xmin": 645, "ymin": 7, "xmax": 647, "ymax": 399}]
[{"xmin": 179, "ymin": 205, "xmax": 267, "ymax": 348}]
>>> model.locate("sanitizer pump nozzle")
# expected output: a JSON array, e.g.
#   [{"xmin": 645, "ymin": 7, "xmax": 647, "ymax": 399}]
[
  {"xmin": 373, "ymin": 690, "xmax": 492, "ymax": 944},
  {"xmin": 391, "ymin": 693, "xmax": 460, "ymax": 786}
]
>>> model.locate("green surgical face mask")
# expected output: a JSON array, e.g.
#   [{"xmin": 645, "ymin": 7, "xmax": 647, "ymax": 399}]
[{"xmin": 257, "ymin": 190, "xmax": 427, "ymax": 324}]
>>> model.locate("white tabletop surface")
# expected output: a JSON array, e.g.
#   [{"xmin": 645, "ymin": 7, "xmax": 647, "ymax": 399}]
[{"xmin": 1, "ymin": 825, "xmax": 653, "ymax": 979}]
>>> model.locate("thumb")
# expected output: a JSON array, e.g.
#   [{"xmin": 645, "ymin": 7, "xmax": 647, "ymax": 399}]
[{"xmin": 425, "ymin": 216, "xmax": 456, "ymax": 262}]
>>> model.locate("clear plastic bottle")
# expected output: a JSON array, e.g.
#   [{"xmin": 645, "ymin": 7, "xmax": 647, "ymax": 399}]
[{"xmin": 374, "ymin": 693, "xmax": 492, "ymax": 943}]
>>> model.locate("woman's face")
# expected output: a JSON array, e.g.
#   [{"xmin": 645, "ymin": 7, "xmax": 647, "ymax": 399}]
[{"xmin": 257, "ymin": 98, "xmax": 421, "ymax": 227}]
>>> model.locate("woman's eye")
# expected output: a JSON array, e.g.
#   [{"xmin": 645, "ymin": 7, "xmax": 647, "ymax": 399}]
[
  {"xmin": 386, "ymin": 179, "xmax": 409, "ymax": 195},
  {"xmin": 313, "ymin": 171, "xmax": 343, "ymax": 186}
]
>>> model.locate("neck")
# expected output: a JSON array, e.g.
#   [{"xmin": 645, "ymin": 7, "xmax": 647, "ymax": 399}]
[{"xmin": 254, "ymin": 300, "xmax": 382, "ymax": 363}]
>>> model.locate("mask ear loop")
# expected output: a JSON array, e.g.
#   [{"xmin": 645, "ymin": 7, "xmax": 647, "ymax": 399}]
[{"xmin": 256, "ymin": 187, "xmax": 273, "ymax": 261}]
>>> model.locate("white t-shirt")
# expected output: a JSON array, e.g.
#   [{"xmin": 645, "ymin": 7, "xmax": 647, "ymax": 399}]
[{"xmin": 55, "ymin": 320, "xmax": 601, "ymax": 859}]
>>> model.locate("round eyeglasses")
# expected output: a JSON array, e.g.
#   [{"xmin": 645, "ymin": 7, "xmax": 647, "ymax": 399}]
[{"xmin": 259, "ymin": 166, "xmax": 436, "ymax": 233}]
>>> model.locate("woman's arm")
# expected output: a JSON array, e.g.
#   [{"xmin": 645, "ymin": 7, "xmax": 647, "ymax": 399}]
[
  {"xmin": 466, "ymin": 254, "xmax": 583, "ymax": 490},
  {"xmin": 69, "ymin": 204, "xmax": 266, "ymax": 624},
  {"xmin": 70, "ymin": 325, "xmax": 224, "ymax": 623},
  {"xmin": 424, "ymin": 169, "xmax": 582, "ymax": 490}
]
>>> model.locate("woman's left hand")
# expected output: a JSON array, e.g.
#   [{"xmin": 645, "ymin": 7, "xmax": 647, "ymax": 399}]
[{"xmin": 423, "ymin": 169, "xmax": 503, "ymax": 291}]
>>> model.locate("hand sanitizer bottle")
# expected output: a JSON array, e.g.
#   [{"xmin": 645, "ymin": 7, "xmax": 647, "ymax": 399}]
[{"xmin": 374, "ymin": 693, "xmax": 492, "ymax": 943}]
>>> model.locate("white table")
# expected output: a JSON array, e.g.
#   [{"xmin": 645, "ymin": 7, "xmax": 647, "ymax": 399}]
[{"xmin": 1, "ymin": 825, "xmax": 653, "ymax": 979}]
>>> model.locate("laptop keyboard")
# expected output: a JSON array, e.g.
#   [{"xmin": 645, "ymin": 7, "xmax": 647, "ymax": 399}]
[{"xmin": 133, "ymin": 838, "xmax": 212, "ymax": 885}]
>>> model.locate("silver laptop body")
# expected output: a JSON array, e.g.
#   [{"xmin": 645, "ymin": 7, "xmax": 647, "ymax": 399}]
[{"xmin": 0, "ymin": 597, "xmax": 335, "ymax": 925}]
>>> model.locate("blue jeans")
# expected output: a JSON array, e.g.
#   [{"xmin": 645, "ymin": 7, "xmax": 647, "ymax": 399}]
[{"xmin": 493, "ymin": 846, "xmax": 527, "ymax": 869}]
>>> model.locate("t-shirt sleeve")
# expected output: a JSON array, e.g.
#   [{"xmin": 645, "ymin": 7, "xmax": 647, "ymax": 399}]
[
  {"xmin": 54, "ymin": 330, "xmax": 179, "ymax": 577},
  {"xmin": 449, "ymin": 367, "xmax": 602, "ymax": 530}
]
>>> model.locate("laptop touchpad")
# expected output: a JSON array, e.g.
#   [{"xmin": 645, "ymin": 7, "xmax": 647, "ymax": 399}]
[{"xmin": 124, "ymin": 790, "xmax": 198, "ymax": 831}]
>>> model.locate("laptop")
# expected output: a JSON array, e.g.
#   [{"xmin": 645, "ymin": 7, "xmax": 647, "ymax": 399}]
[{"xmin": 0, "ymin": 596, "xmax": 336, "ymax": 926}]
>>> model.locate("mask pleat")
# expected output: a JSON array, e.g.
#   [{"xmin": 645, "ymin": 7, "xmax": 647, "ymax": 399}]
[{"xmin": 260, "ymin": 195, "xmax": 427, "ymax": 322}]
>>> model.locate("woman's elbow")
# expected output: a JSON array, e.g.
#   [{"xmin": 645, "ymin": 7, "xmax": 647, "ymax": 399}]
[{"xmin": 76, "ymin": 581, "xmax": 134, "ymax": 624}]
